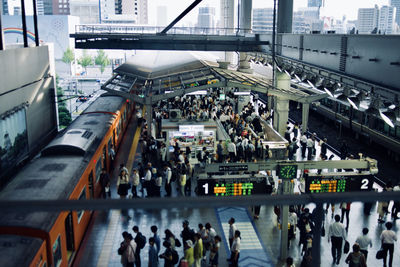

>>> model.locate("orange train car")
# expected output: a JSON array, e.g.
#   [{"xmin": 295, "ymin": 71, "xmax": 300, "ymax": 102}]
[{"xmin": 0, "ymin": 93, "xmax": 135, "ymax": 266}]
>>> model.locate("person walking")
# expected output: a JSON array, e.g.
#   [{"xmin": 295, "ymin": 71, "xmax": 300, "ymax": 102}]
[
  {"xmin": 340, "ymin": 202, "xmax": 351, "ymax": 230},
  {"xmin": 328, "ymin": 215, "xmax": 347, "ymax": 265},
  {"xmin": 355, "ymin": 228, "xmax": 372, "ymax": 260},
  {"xmin": 345, "ymin": 243, "xmax": 367, "ymax": 267},
  {"xmin": 184, "ymin": 240, "xmax": 194, "ymax": 266},
  {"xmin": 380, "ymin": 222, "xmax": 397, "ymax": 267}
]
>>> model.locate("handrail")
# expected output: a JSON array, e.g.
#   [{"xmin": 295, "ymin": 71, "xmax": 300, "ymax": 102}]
[
  {"xmin": 0, "ymin": 191, "xmax": 398, "ymax": 212},
  {"xmin": 73, "ymin": 25, "xmax": 264, "ymax": 36}
]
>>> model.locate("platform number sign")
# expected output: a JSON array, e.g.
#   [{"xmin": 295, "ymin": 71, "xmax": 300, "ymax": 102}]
[
  {"xmin": 305, "ymin": 175, "xmax": 374, "ymax": 194},
  {"xmin": 197, "ymin": 179, "xmax": 267, "ymax": 196}
]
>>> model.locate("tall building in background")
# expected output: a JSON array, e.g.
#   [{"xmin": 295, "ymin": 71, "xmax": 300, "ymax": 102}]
[
  {"xmin": 197, "ymin": 6, "xmax": 216, "ymax": 29},
  {"xmin": 113, "ymin": 0, "xmax": 147, "ymax": 24},
  {"xmin": 252, "ymin": 8, "xmax": 274, "ymax": 33},
  {"xmin": 2, "ymin": 0, "xmax": 9, "ymax": 15},
  {"xmin": 379, "ymin": 5, "xmax": 397, "ymax": 34},
  {"xmin": 70, "ymin": 0, "xmax": 99, "ymax": 24},
  {"xmin": 357, "ymin": 5, "xmax": 379, "ymax": 33},
  {"xmin": 307, "ymin": 0, "xmax": 324, "ymax": 8},
  {"xmin": 36, "ymin": 0, "xmax": 45, "ymax": 15},
  {"xmin": 100, "ymin": 0, "xmax": 116, "ymax": 20},
  {"xmin": 220, "ymin": 0, "xmax": 234, "ymax": 29},
  {"xmin": 390, "ymin": 0, "xmax": 400, "ymax": 26},
  {"xmin": 137, "ymin": 0, "xmax": 147, "ymax": 24},
  {"xmin": 157, "ymin": 6, "xmax": 167, "ymax": 26},
  {"xmin": 52, "ymin": 0, "xmax": 70, "ymax": 14}
]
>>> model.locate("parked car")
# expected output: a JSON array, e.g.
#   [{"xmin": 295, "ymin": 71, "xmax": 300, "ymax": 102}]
[{"xmin": 76, "ymin": 95, "xmax": 88, "ymax": 102}]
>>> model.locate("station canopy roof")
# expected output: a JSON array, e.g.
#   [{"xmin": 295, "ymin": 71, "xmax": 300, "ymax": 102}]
[{"xmin": 101, "ymin": 51, "xmax": 326, "ymax": 105}]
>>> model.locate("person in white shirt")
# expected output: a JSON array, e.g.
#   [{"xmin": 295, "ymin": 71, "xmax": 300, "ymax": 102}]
[
  {"xmin": 228, "ymin": 217, "xmax": 237, "ymax": 249},
  {"xmin": 380, "ymin": 222, "xmax": 397, "ymax": 267},
  {"xmin": 288, "ymin": 207, "xmax": 297, "ymax": 248},
  {"xmin": 355, "ymin": 227, "xmax": 372, "ymax": 260},
  {"xmin": 131, "ymin": 169, "xmax": 140, "ymax": 198},
  {"xmin": 229, "ymin": 230, "xmax": 241, "ymax": 267},
  {"xmin": 164, "ymin": 165, "xmax": 172, "ymax": 197},
  {"xmin": 328, "ymin": 214, "xmax": 347, "ymax": 265},
  {"xmin": 227, "ymin": 141, "xmax": 236, "ymax": 162}
]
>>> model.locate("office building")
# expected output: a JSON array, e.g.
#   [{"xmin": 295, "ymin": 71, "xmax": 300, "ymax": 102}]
[
  {"xmin": 2, "ymin": 0, "xmax": 8, "ymax": 15},
  {"xmin": 156, "ymin": 6, "xmax": 167, "ymax": 27},
  {"xmin": 70, "ymin": 0, "xmax": 99, "ymax": 24},
  {"xmin": 252, "ymin": 8, "xmax": 274, "ymax": 33},
  {"xmin": 378, "ymin": 5, "xmax": 397, "ymax": 34},
  {"xmin": 357, "ymin": 5, "xmax": 379, "ymax": 33},
  {"xmin": 114, "ymin": 0, "xmax": 147, "ymax": 24},
  {"xmin": 308, "ymin": 0, "xmax": 324, "ymax": 8},
  {"xmin": 390, "ymin": 0, "xmax": 400, "ymax": 26},
  {"xmin": 197, "ymin": 6, "xmax": 216, "ymax": 29}
]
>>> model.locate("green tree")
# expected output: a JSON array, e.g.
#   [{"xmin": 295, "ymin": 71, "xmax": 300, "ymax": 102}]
[
  {"xmin": 78, "ymin": 51, "xmax": 93, "ymax": 74},
  {"xmin": 94, "ymin": 50, "xmax": 110, "ymax": 74},
  {"xmin": 62, "ymin": 48, "xmax": 75, "ymax": 75}
]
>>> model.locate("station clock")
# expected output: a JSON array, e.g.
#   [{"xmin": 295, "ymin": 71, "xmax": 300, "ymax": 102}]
[{"xmin": 277, "ymin": 164, "xmax": 298, "ymax": 179}]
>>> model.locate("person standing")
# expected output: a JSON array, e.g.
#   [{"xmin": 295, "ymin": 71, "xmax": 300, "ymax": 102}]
[
  {"xmin": 229, "ymin": 230, "xmax": 241, "ymax": 267},
  {"xmin": 306, "ymin": 135, "xmax": 314, "ymax": 160},
  {"xmin": 193, "ymin": 233, "xmax": 203, "ymax": 267},
  {"xmin": 184, "ymin": 240, "xmax": 194, "ymax": 266},
  {"xmin": 148, "ymin": 237, "xmax": 159, "ymax": 267},
  {"xmin": 122, "ymin": 233, "xmax": 137, "ymax": 267},
  {"xmin": 300, "ymin": 133, "xmax": 307, "ymax": 158},
  {"xmin": 320, "ymin": 138, "xmax": 328, "ymax": 158},
  {"xmin": 164, "ymin": 165, "xmax": 172, "ymax": 197},
  {"xmin": 227, "ymin": 140, "xmax": 236, "ymax": 163},
  {"xmin": 151, "ymin": 225, "xmax": 161, "ymax": 255},
  {"xmin": 228, "ymin": 218, "xmax": 237, "ymax": 249},
  {"xmin": 117, "ymin": 169, "xmax": 130, "ymax": 199},
  {"xmin": 185, "ymin": 160, "xmax": 193, "ymax": 196},
  {"xmin": 380, "ymin": 222, "xmax": 397, "ymax": 267},
  {"xmin": 217, "ymin": 140, "xmax": 224, "ymax": 163},
  {"xmin": 99, "ymin": 168, "xmax": 110, "ymax": 199},
  {"xmin": 131, "ymin": 169, "xmax": 140, "ymax": 198},
  {"xmin": 355, "ymin": 228, "xmax": 372, "ymax": 260},
  {"xmin": 210, "ymin": 236, "xmax": 221, "ymax": 267},
  {"xmin": 328, "ymin": 214, "xmax": 347, "ymax": 265},
  {"xmin": 132, "ymin": 226, "xmax": 146, "ymax": 267}
]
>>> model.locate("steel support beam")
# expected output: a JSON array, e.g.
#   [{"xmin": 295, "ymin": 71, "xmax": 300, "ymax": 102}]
[
  {"xmin": 72, "ymin": 34, "xmax": 268, "ymax": 52},
  {"xmin": 302, "ymin": 103, "xmax": 310, "ymax": 133},
  {"xmin": 161, "ymin": 0, "xmax": 202, "ymax": 34},
  {"xmin": 32, "ymin": 0, "xmax": 40, "ymax": 46},
  {"xmin": 277, "ymin": 0, "xmax": 293, "ymax": 34},
  {"xmin": 20, "ymin": 0, "xmax": 28, "ymax": 47},
  {"xmin": 0, "ymin": 9, "xmax": 4, "ymax": 50}
]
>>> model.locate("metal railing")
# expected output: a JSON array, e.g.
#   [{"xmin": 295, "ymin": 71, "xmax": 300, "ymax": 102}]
[
  {"xmin": 74, "ymin": 25, "xmax": 259, "ymax": 36},
  {"xmin": 0, "ymin": 191, "xmax": 399, "ymax": 212}
]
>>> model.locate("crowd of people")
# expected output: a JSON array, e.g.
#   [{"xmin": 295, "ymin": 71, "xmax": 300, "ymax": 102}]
[
  {"xmin": 101, "ymin": 89, "xmax": 399, "ymax": 267},
  {"xmin": 117, "ymin": 219, "xmax": 243, "ymax": 267}
]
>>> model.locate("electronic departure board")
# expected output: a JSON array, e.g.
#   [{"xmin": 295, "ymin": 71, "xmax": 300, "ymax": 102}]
[
  {"xmin": 305, "ymin": 175, "xmax": 373, "ymax": 194},
  {"xmin": 197, "ymin": 176, "xmax": 272, "ymax": 196}
]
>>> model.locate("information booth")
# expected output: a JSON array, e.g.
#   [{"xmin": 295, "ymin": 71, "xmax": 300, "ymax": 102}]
[{"xmin": 162, "ymin": 119, "xmax": 226, "ymax": 163}]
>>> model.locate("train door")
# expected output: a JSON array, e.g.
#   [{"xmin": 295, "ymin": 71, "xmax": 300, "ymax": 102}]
[
  {"xmin": 64, "ymin": 213, "xmax": 75, "ymax": 263},
  {"xmin": 88, "ymin": 171, "xmax": 94, "ymax": 199}
]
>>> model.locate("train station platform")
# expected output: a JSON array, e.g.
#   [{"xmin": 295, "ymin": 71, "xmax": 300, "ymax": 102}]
[{"xmin": 73, "ymin": 117, "xmax": 400, "ymax": 267}]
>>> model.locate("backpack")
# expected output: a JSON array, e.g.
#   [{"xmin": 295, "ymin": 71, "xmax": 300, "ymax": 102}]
[
  {"xmin": 171, "ymin": 249, "xmax": 179, "ymax": 265},
  {"xmin": 137, "ymin": 233, "xmax": 146, "ymax": 249}
]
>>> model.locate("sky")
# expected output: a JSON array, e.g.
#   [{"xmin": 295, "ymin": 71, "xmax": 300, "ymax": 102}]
[{"xmin": 148, "ymin": 0, "xmax": 390, "ymax": 26}]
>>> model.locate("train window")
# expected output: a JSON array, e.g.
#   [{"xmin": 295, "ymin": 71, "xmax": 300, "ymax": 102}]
[
  {"xmin": 96, "ymin": 156, "xmax": 102, "ymax": 183},
  {"xmin": 36, "ymin": 255, "xmax": 43, "ymax": 267},
  {"xmin": 123, "ymin": 108, "xmax": 127, "ymax": 124},
  {"xmin": 52, "ymin": 235, "xmax": 62, "ymax": 267},
  {"xmin": 42, "ymin": 262, "xmax": 47, "ymax": 267},
  {"xmin": 117, "ymin": 119, "xmax": 122, "ymax": 138},
  {"xmin": 77, "ymin": 187, "xmax": 87, "ymax": 223}
]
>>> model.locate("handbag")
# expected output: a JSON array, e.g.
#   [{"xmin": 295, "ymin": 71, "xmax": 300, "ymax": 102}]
[
  {"xmin": 376, "ymin": 248, "xmax": 385, "ymax": 259},
  {"xmin": 343, "ymin": 240, "xmax": 350, "ymax": 254}
]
